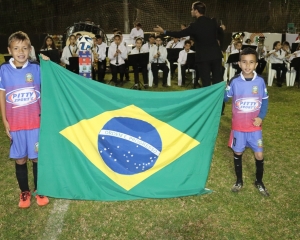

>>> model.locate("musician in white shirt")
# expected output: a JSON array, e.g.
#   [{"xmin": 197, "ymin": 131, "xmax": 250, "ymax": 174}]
[
  {"xmin": 166, "ymin": 37, "xmax": 184, "ymax": 49},
  {"xmin": 141, "ymin": 34, "xmax": 156, "ymax": 53},
  {"xmin": 130, "ymin": 38, "xmax": 149, "ymax": 89},
  {"xmin": 94, "ymin": 35, "xmax": 107, "ymax": 82},
  {"xmin": 61, "ymin": 35, "xmax": 78, "ymax": 71},
  {"xmin": 108, "ymin": 34, "xmax": 128, "ymax": 86},
  {"xmin": 178, "ymin": 40, "xmax": 196, "ymax": 85},
  {"xmin": 130, "ymin": 23, "xmax": 144, "ymax": 42},
  {"xmin": 255, "ymin": 37, "xmax": 267, "ymax": 75},
  {"xmin": 266, "ymin": 41, "xmax": 287, "ymax": 87},
  {"xmin": 150, "ymin": 35, "xmax": 169, "ymax": 87}
]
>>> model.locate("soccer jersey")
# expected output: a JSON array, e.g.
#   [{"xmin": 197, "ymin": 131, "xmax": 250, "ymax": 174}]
[
  {"xmin": 226, "ymin": 72, "xmax": 268, "ymax": 132},
  {"xmin": 0, "ymin": 59, "xmax": 41, "ymax": 131}
]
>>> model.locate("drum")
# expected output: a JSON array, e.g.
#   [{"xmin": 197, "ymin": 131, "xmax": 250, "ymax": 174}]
[{"xmin": 65, "ymin": 22, "xmax": 108, "ymax": 45}]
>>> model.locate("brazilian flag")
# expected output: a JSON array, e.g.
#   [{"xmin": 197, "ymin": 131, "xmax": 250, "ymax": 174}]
[{"xmin": 38, "ymin": 59, "xmax": 225, "ymax": 201}]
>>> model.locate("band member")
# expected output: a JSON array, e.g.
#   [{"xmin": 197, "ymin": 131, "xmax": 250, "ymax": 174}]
[
  {"xmin": 93, "ymin": 35, "xmax": 107, "ymax": 82},
  {"xmin": 255, "ymin": 37, "xmax": 267, "ymax": 75},
  {"xmin": 178, "ymin": 40, "xmax": 198, "ymax": 86},
  {"xmin": 40, "ymin": 36, "xmax": 56, "ymax": 50},
  {"xmin": 108, "ymin": 34, "xmax": 127, "ymax": 86},
  {"xmin": 266, "ymin": 41, "xmax": 287, "ymax": 87},
  {"xmin": 61, "ymin": 35, "xmax": 78, "ymax": 71},
  {"xmin": 166, "ymin": 37, "xmax": 184, "ymax": 49},
  {"xmin": 75, "ymin": 33, "xmax": 82, "ymax": 41},
  {"xmin": 282, "ymin": 41, "xmax": 292, "ymax": 58},
  {"xmin": 150, "ymin": 35, "xmax": 169, "ymax": 87},
  {"xmin": 230, "ymin": 41, "xmax": 243, "ymax": 74},
  {"xmin": 130, "ymin": 23, "xmax": 144, "ymax": 42},
  {"xmin": 295, "ymin": 33, "xmax": 300, "ymax": 43},
  {"xmin": 141, "ymin": 34, "xmax": 156, "ymax": 52},
  {"xmin": 130, "ymin": 38, "xmax": 149, "ymax": 89}
]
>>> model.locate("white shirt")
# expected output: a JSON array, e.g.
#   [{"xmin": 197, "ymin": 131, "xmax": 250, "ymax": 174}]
[
  {"xmin": 141, "ymin": 43, "xmax": 155, "ymax": 53},
  {"xmin": 108, "ymin": 43, "xmax": 128, "ymax": 66},
  {"xmin": 268, "ymin": 49, "xmax": 287, "ymax": 63},
  {"xmin": 149, "ymin": 45, "xmax": 167, "ymax": 64},
  {"xmin": 166, "ymin": 40, "xmax": 183, "ymax": 49},
  {"xmin": 130, "ymin": 28, "xmax": 144, "ymax": 40},
  {"xmin": 61, "ymin": 45, "xmax": 78, "ymax": 65},
  {"xmin": 177, "ymin": 49, "xmax": 195, "ymax": 65},
  {"xmin": 288, "ymin": 50, "xmax": 300, "ymax": 61},
  {"xmin": 95, "ymin": 42, "xmax": 107, "ymax": 61},
  {"xmin": 230, "ymin": 49, "xmax": 242, "ymax": 54},
  {"xmin": 226, "ymin": 43, "xmax": 236, "ymax": 53},
  {"xmin": 256, "ymin": 46, "xmax": 267, "ymax": 59}
]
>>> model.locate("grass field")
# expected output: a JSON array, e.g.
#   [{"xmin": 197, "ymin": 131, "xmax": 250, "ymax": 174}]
[{"xmin": 0, "ymin": 55, "xmax": 299, "ymax": 240}]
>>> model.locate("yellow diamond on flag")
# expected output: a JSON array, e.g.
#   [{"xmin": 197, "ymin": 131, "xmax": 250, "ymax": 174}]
[{"xmin": 60, "ymin": 105, "xmax": 200, "ymax": 191}]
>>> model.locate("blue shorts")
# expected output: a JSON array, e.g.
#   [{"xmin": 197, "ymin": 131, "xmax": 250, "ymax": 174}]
[
  {"xmin": 10, "ymin": 129, "xmax": 39, "ymax": 159},
  {"xmin": 228, "ymin": 130, "xmax": 263, "ymax": 153}
]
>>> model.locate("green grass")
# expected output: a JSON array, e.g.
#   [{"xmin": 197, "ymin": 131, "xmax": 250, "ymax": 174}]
[{"xmin": 0, "ymin": 55, "xmax": 299, "ymax": 239}]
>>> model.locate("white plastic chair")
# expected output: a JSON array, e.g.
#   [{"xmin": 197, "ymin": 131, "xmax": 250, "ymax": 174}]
[
  {"xmin": 267, "ymin": 61, "xmax": 289, "ymax": 86},
  {"xmin": 148, "ymin": 60, "xmax": 171, "ymax": 87},
  {"xmin": 177, "ymin": 64, "xmax": 196, "ymax": 86}
]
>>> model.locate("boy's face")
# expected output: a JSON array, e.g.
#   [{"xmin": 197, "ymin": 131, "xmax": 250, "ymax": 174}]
[
  {"xmin": 238, "ymin": 54, "xmax": 258, "ymax": 78},
  {"xmin": 8, "ymin": 40, "xmax": 31, "ymax": 67},
  {"xmin": 46, "ymin": 38, "xmax": 52, "ymax": 46},
  {"xmin": 70, "ymin": 36, "xmax": 76, "ymax": 45},
  {"xmin": 135, "ymin": 40, "xmax": 142, "ymax": 48},
  {"xmin": 184, "ymin": 43, "xmax": 191, "ymax": 51},
  {"xmin": 275, "ymin": 42, "xmax": 281, "ymax": 50},
  {"xmin": 149, "ymin": 37, "xmax": 155, "ymax": 44},
  {"xmin": 155, "ymin": 38, "xmax": 162, "ymax": 46},
  {"xmin": 236, "ymin": 43, "xmax": 242, "ymax": 50},
  {"xmin": 114, "ymin": 36, "xmax": 121, "ymax": 45},
  {"xmin": 96, "ymin": 38, "xmax": 102, "ymax": 44}
]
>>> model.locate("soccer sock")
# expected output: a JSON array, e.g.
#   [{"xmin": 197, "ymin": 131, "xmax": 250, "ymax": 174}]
[
  {"xmin": 234, "ymin": 153, "xmax": 243, "ymax": 183},
  {"xmin": 15, "ymin": 162, "xmax": 30, "ymax": 192},
  {"xmin": 33, "ymin": 162, "xmax": 38, "ymax": 191},
  {"xmin": 255, "ymin": 159, "xmax": 264, "ymax": 183}
]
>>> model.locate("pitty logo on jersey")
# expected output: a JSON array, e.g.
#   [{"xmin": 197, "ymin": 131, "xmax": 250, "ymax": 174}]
[
  {"xmin": 235, "ymin": 98, "xmax": 261, "ymax": 113},
  {"xmin": 25, "ymin": 73, "xmax": 34, "ymax": 83},
  {"xmin": 6, "ymin": 87, "xmax": 40, "ymax": 108}
]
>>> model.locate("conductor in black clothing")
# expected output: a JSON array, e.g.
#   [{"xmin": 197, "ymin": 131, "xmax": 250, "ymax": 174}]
[{"xmin": 154, "ymin": 1, "xmax": 223, "ymax": 87}]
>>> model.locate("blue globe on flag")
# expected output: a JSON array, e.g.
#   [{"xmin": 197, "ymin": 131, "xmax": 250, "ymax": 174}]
[
  {"xmin": 98, "ymin": 117, "xmax": 162, "ymax": 175},
  {"xmin": 77, "ymin": 35, "xmax": 93, "ymax": 51}
]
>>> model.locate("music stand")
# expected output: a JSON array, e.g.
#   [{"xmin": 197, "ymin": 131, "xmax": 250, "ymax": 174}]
[
  {"xmin": 4, "ymin": 55, "xmax": 12, "ymax": 62},
  {"xmin": 185, "ymin": 52, "xmax": 196, "ymax": 87},
  {"xmin": 242, "ymin": 45, "xmax": 257, "ymax": 50},
  {"xmin": 167, "ymin": 48, "xmax": 182, "ymax": 62},
  {"xmin": 68, "ymin": 57, "xmax": 79, "ymax": 74},
  {"xmin": 38, "ymin": 49, "xmax": 60, "ymax": 63},
  {"xmin": 226, "ymin": 53, "xmax": 240, "ymax": 64},
  {"xmin": 127, "ymin": 52, "xmax": 149, "ymax": 90},
  {"xmin": 292, "ymin": 43, "xmax": 299, "ymax": 53}
]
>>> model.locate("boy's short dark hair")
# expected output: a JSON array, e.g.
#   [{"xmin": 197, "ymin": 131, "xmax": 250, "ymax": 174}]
[
  {"xmin": 95, "ymin": 34, "xmax": 102, "ymax": 39},
  {"xmin": 8, "ymin": 31, "xmax": 31, "ymax": 47},
  {"xmin": 155, "ymin": 35, "xmax": 162, "ymax": 40},
  {"xmin": 149, "ymin": 34, "xmax": 155, "ymax": 39},
  {"xmin": 116, "ymin": 31, "xmax": 122, "ymax": 35},
  {"xmin": 240, "ymin": 47, "xmax": 258, "ymax": 62},
  {"xmin": 69, "ymin": 34, "xmax": 76, "ymax": 39},
  {"xmin": 184, "ymin": 40, "xmax": 191, "ymax": 45},
  {"xmin": 135, "ymin": 37, "xmax": 143, "ymax": 43},
  {"xmin": 114, "ymin": 34, "xmax": 121, "ymax": 39},
  {"xmin": 136, "ymin": 23, "xmax": 142, "ymax": 27}
]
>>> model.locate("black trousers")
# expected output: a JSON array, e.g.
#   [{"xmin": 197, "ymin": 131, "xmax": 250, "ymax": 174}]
[
  {"xmin": 133, "ymin": 65, "xmax": 148, "ymax": 84},
  {"xmin": 92, "ymin": 61, "xmax": 106, "ymax": 82},
  {"xmin": 151, "ymin": 63, "xmax": 169, "ymax": 85},
  {"xmin": 181, "ymin": 64, "xmax": 199, "ymax": 85},
  {"xmin": 110, "ymin": 64, "xmax": 125, "ymax": 82},
  {"xmin": 169, "ymin": 61, "xmax": 178, "ymax": 76},
  {"xmin": 196, "ymin": 58, "xmax": 223, "ymax": 87},
  {"xmin": 271, "ymin": 63, "xmax": 287, "ymax": 84},
  {"xmin": 256, "ymin": 59, "xmax": 267, "ymax": 75},
  {"xmin": 124, "ymin": 59, "xmax": 130, "ymax": 80}
]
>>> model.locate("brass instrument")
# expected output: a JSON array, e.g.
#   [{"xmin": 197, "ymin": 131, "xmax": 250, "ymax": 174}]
[
  {"xmin": 257, "ymin": 37, "xmax": 265, "ymax": 59},
  {"xmin": 92, "ymin": 44, "xmax": 99, "ymax": 71}
]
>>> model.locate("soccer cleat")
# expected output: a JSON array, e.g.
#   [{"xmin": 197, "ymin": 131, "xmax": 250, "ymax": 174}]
[
  {"xmin": 19, "ymin": 191, "xmax": 31, "ymax": 208},
  {"xmin": 255, "ymin": 181, "xmax": 270, "ymax": 197},
  {"xmin": 34, "ymin": 190, "xmax": 49, "ymax": 206},
  {"xmin": 231, "ymin": 182, "xmax": 243, "ymax": 192}
]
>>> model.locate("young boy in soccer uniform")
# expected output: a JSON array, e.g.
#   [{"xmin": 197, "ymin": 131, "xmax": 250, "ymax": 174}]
[
  {"xmin": 224, "ymin": 47, "xmax": 269, "ymax": 197},
  {"xmin": 0, "ymin": 31, "xmax": 49, "ymax": 208}
]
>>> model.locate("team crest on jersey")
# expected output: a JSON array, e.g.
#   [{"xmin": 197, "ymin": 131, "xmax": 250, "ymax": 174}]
[
  {"xmin": 235, "ymin": 98, "xmax": 261, "ymax": 113},
  {"xmin": 25, "ymin": 73, "xmax": 33, "ymax": 83},
  {"xmin": 252, "ymin": 86, "xmax": 258, "ymax": 94},
  {"xmin": 6, "ymin": 87, "xmax": 40, "ymax": 108},
  {"xmin": 257, "ymin": 139, "xmax": 263, "ymax": 148}
]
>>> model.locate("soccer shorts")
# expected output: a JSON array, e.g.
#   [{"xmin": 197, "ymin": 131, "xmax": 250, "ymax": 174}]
[
  {"xmin": 228, "ymin": 130, "xmax": 263, "ymax": 153},
  {"xmin": 10, "ymin": 129, "xmax": 40, "ymax": 159}
]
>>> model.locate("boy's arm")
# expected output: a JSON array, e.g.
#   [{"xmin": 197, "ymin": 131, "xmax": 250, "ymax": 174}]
[
  {"xmin": 0, "ymin": 90, "xmax": 11, "ymax": 139},
  {"xmin": 253, "ymin": 98, "xmax": 269, "ymax": 126}
]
